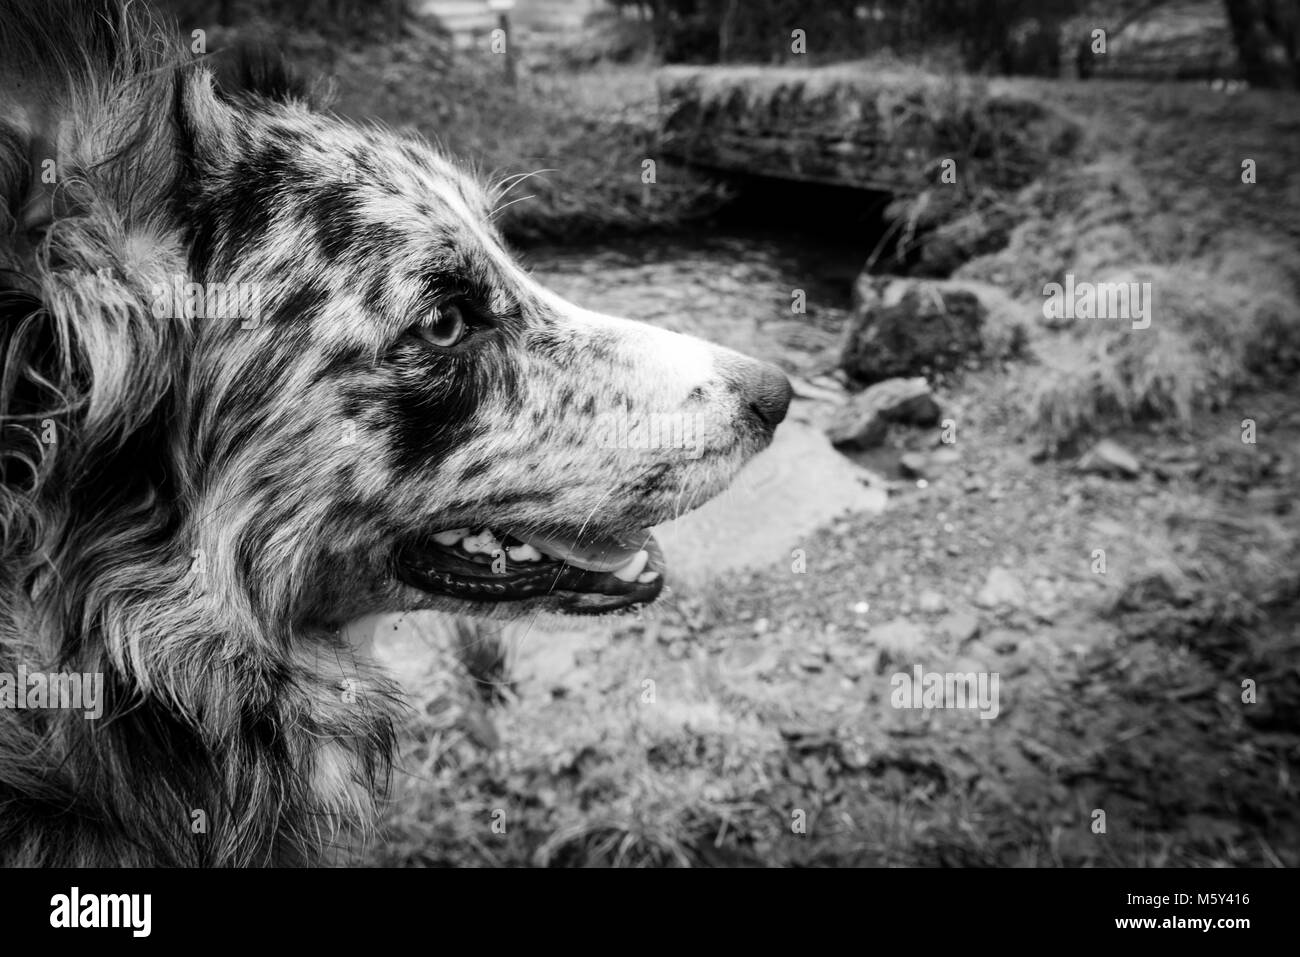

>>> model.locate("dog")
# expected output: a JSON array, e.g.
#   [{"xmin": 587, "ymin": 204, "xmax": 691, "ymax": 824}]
[{"xmin": 0, "ymin": 1, "xmax": 791, "ymax": 865}]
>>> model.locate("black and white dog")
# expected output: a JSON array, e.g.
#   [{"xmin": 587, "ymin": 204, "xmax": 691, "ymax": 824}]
[{"xmin": 0, "ymin": 0, "xmax": 790, "ymax": 864}]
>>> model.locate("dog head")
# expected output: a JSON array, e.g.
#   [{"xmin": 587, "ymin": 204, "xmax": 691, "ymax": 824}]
[
  {"xmin": 0, "ymin": 8, "xmax": 792, "ymax": 640},
  {"xmin": 175, "ymin": 75, "xmax": 792, "ymax": 624}
]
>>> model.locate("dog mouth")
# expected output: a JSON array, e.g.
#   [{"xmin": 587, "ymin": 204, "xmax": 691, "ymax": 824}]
[{"xmin": 394, "ymin": 525, "xmax": 665, "ymax": 613}]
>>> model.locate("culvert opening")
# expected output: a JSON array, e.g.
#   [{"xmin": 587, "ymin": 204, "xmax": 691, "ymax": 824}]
[{"xmin": 711, "ymin": 174, "xmax": 923, "ymax": 274}]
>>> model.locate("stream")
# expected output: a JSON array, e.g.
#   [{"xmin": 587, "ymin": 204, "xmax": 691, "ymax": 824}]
[{"xmin": 521, "ymin": 229, "xmax": 861, "ymax": 378}]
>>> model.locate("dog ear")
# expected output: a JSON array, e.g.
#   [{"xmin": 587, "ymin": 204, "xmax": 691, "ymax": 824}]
[
  {"xmin": 0, "ymin": 7, "xmax": 305, "ymax": 473},
  {"xmin": 208, "ymin": 40, "xmax": 311, "ymax": 108},
  {"xmin": 0, "ymin": 6, "xmax": 196, "ymax": 460},
  {"xmin": 174, "ymin": 64, "xmax": 241, "ymax": 176},
  {"xmin": 172, "ymin": 41, "xmax": 308, "ymax": 173}
]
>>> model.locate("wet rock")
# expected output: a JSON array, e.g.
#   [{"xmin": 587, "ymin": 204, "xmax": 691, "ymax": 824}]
[
  {"xmin": 827, "ymin": 407, "xmax": 888, "ymax": 449},
  {"xmin": 841, "ymin": 279, "xmax": 986, "ymax": 385},
  {"xmin": 914, "ymin": 203, "xmax": 1018, "ymax": 278},
  {"xmin": 878, "ymin": 378, "xmax": 942, "ymax": 426},
  {"xmin": 826, "ymin": 377, "xmax": 941, "ymax": 450},
  {"xmin": 900, "ymin": 447, "xmax": 962, "ymax": 481},
  {"xmin": 1077, "ymin": 439, "xmax": 1142, "ymax": 479},
  {"xmin": 975, "ymin": 567, "xmax": 1028, "ymax": 610}
]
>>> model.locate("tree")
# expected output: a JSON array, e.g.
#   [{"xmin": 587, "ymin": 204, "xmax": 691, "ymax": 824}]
[{"xmin": 1223, "ymin": 0, "xmax": 1299, "ymax": 88}]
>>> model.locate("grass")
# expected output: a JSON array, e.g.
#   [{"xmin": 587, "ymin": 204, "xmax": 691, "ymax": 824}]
[
  {"xmin": 368, "ymin": 601, "xmax": 1024, "ymax": 867},
  {"xmin": 954, "ymin": 100, "xmax": 1300, "ymax": 451},
  {"xmin": 1020, "ymin": 235, "xmax": 1300, "ymax": 451}
]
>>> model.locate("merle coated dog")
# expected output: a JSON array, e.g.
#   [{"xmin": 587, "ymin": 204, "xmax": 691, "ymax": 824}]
[{"xmin": 0, "ymin": 0, "xmax": 790, "ymax": 864}]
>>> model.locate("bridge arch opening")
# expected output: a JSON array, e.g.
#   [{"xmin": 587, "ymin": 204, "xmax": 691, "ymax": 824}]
[{"xmin": 711, "ymin": 174, "xmax": 923, "ymax": 275}]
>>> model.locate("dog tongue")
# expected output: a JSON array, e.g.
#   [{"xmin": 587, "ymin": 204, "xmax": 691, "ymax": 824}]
[{"xmin": 519, "ymin": 530, "xmax": 645, "ymax": 572}]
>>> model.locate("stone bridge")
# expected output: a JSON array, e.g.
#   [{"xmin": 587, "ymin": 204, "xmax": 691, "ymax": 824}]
[{"xmin": 656, "ymin": 64, "xmax": 1080, "ymax": 197}]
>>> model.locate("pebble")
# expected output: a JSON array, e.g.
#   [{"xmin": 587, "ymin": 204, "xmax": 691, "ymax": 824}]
[
  {"xmin": 975, "ymin": 566, "xmax": 1028, "ymax": 610},
  {"xmin": 918, "ymin": 589, "xmax": 948, "ymax": 613}
]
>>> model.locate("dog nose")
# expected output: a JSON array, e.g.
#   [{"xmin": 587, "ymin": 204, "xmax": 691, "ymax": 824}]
[
  {"xmin": 750, "ymin": 361, "xmax": 793, "ymax": 429},
  {"xmin": 721, "ymin": 354, "xmax": 793, "ymax": 432}
]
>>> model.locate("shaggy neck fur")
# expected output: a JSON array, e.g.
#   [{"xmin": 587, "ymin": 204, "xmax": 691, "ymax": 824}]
[{"xmin": 0, "ymin": 0, "xmax": 397, "ymax": 866}]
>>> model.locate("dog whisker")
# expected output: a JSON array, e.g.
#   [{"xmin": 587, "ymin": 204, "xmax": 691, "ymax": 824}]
[
  {"xmin": 489, "ymin": 167, "xmax": 555, "ymax": 203},
  {"xmin": 490, "ymin": 193, "xmax": 536, "ymax": 218}
]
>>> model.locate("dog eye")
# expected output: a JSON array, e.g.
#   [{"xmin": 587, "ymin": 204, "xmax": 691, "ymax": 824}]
[{"xmin": 413, "ymin": 301, "xmax": 468, "ymax": 348}]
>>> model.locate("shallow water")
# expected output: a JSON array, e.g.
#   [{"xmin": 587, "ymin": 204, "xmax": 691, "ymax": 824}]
[{"xmin": 520, "ymin": 230, "xmax": 865, "ymax": 378}]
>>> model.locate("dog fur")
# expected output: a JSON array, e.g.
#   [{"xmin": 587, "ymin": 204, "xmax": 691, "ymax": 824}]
[{"xmin": 0, "ymin": 0, "xmax": 790, "ymax": 865}]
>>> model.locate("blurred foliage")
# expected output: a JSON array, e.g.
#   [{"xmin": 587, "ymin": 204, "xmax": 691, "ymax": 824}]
[
  {"xmin": 1223, "ymin": 0, "xmax": 1300, "ymax": 88},
  {"xmin": 608, "ymin": 0, "xmax": 1085, "ymax": 72},
  {"xmin": 154, "ymin": 1, "xmax": 1298, "ymax": 87},
  {"xmin": 605, "ymin": 0, "xmax": 1294, "ymax": 86},
  {"xmin": 157, "ymin": 0, "xmax": 410, "ymax": 42}
]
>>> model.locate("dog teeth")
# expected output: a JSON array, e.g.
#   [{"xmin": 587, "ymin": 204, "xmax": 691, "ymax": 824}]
[
  {"xmin": 461, "ymin": 529, "xmax": 502, "ymax": 556},
  {"xmin": 431, "ymin": 529, "xmax": 651, "ymax": 580},
  {"xmin": 612, "ymin": 549, "xmax": 650, "ymax": 582},
  {"xmin": 506, "ymin": 543, "xmax": 542, "ymax": 562}
]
